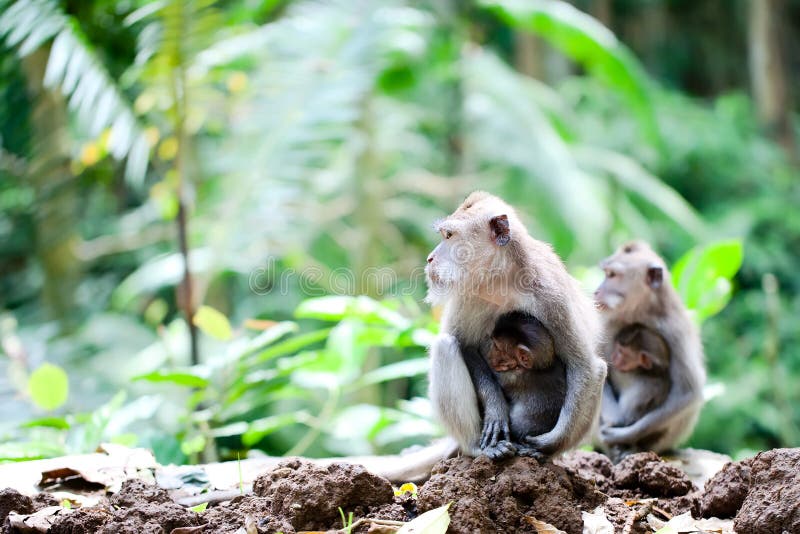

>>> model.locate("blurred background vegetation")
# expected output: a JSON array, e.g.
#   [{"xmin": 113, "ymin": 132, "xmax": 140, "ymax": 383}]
[{"xmin": 0, "ymin": 0, "xmax": 798, "ymax": 465}]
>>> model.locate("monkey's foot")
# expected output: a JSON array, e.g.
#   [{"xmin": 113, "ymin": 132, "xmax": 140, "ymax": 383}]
[
  {"xmin": 515, "ymin": 443, "xmax": 548, "ymax": 463},
  {"xmin": 482, "ymin": 440, "xmax": 516, "ymax": 461}
]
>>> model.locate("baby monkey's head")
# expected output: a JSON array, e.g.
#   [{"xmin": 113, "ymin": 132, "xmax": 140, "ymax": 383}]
[{"xmin": 488, "ymin": 312, "xmax": 555, "ymax": 373}]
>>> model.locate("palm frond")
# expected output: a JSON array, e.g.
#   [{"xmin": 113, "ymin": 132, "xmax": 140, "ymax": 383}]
[
  {"xmin": 479, "ymin": 0, "xmax": 662, "ymax": 148},
  {"xmin": 0, "ymin": 0, "xmax": 149, "ymax": 184}
]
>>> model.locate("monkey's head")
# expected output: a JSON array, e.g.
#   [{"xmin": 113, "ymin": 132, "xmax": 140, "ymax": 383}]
[
  {"xmin": 488, "ymin": 336, "xmax": 535, "ymax": 372},
  {"xmin": 611, "ymin": 344, "xmax": 655, "ymax": 372},
  {"xmin": 594, "ymin": 241, "xmax": 668, "ymax": 314},
  {"xmin": 425, "ymin": 191, "xmax": 523, "ymax": 305}
]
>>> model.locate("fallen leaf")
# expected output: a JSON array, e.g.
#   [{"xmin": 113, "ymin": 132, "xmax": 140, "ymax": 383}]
[
  {"xmin": 581, "ymin": 507, "xmax": 614, "ymax": 534},
  {"xmin": 523, "ymin": 515, "xmax": 566, "ymax": 533},
  {"xmin": 367, "ymin": 524, "xmax": 400, "ymax": 533},
  {"xmin": 8, "ymin": 506, "xmax": 74, "ymax": 533},
  {"xmin": 396, "ymin": 503, "xmax": 450, "ymax": 534},
  {"xmin": 39, "ymin": 468, "xmax": 107, "ymax": 491},
  {"xmin": 648, "ymin": 512, "xmax": 734, "ymax": 534}
]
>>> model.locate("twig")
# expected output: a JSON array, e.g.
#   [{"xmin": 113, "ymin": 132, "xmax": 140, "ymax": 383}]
[
  {"xmin": 622, "ymin": 502, "xmax": 652, "ymax": 534},
  {"xmin": 338, "ymin": 517, "xmax": 405, "ymax": 533}
]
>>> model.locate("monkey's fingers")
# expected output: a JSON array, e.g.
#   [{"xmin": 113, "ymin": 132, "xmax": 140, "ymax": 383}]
[
  {"xmin": 480, "ymin": 421, "xmax": 498, "ymax": 449},
  {"xmin": 484, "ymin": 440, "xmax": 516, "ymax": 461}
]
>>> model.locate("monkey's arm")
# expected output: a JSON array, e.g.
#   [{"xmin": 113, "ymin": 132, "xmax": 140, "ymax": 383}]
[
  {"xmin": 428, "ymin": 334, "xmax": 482, "ymax": 454},
  {"xmin": 600, "ymin": 382, "xmax": 623, "ymax": 426},
  {"xmin": 599, "ymin": 383, "xmax": 701, "ymax": 444},
  {"xmin": 460, "ymin": 344, "xmax": 515, "ymax": 459},
  {"xmin": 525, "ymin": 350, "xmax": 607, "ymax": 455}
]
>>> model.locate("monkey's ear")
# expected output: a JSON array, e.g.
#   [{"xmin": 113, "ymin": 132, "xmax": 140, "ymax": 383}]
[
  {"xmin": 516, "ymin": 344, "xmax": 534, "ymax": 369},
  {"xmin": 646, "ymin": 265, "xmax": 663, "ymax": 289},
  {"xmin": 489, "ymin": 214, "xmax": 511, "ymax": 246},
  {"xmin": 638, "ymin": 351, "xmax": 654, "ymax": 370}
]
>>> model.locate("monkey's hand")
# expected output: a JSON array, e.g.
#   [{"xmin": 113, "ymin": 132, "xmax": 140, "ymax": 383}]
[{"xmin": 480, "ymin": 406, "xmax": 511, "ymax": 450}]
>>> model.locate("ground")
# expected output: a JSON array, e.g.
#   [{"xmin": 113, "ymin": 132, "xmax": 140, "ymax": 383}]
[{"xmin": 1, "ymin": 448, "xmax": 799, "ymax": 533}]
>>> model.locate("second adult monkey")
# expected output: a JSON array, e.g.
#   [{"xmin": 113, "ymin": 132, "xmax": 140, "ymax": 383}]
[
  {"xmin": 595, "ymin": 241, "xmax": 705, "ymax": 454},
  {"xmin": 487, "ymin": 312, "xmax": 566, "ymax": 448},
  {"xmin": 426, "ymin": 191, "xmax": 606, "ymax": 460}
]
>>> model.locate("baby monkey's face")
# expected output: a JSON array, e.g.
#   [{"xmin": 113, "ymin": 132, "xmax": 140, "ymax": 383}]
[{"xmin": 487, "ymin": 336, "xmax": 535, "ymax": 372}]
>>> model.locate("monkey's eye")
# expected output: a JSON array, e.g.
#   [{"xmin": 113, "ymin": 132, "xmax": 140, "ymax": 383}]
[
  {"xmin": 623, "ymin": 246, "xmax": 633, "ymax": 253},
  {"xmin": 606, "ymin": 270, "xmax": 617, "ymax": 279},
  {"xmin": 444, "ymin": 230, "xmax": 453, "ymax": 240}
]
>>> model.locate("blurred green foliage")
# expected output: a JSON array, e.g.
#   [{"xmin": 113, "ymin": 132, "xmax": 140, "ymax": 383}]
[{"xmin": 0, "ymin": 0, "xmax": 798, "ymax": 463}]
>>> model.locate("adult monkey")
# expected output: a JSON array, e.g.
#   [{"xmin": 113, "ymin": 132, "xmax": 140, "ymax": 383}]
[
  {"xmin": 595, "ymin": 241, "xmax": 705, "ymax": 455},
  {"xmin": 426, "ymin": 191, "xmax": 607, "ymax": 460}
]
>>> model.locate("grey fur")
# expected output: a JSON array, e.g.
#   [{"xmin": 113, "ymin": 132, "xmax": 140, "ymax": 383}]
[
  {"xmin": 596, "ymin": 241, "xmax": 706, "ymax": 454},
  {"xmin": 426, "ymin": 192, "xmax": 607, "ymax": 459}
]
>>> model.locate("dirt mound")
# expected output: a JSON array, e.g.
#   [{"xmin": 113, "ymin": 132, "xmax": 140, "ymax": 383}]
[
  {"xmin": 0, "ymin": 489, "xmax": 35, "ymax": 526},
  {"xmin": 699, "ymin": 457, "xmax": 753, "ymax": 518},
  {"xmin": 252, "ymin": 458, "xmax": 395, "ymax": 532},
  {"xmin": 697, "ymin": 448, "xmax": 799, "ymax": 534},
  {"xmin": 612, "ymin": 452, "xmax": 695, "ymax": 497},
  {"xmin": 418, "ymin": 455, "xmax": 604, "ymax": 534},
  {"xmin": 48, "ymin": 479, "xmax": 202, "ymax": 534}
]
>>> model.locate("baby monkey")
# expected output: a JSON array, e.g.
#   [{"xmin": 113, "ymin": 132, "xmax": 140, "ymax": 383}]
[
  {"xmin": 487, "ymin": 312, "xmax": 566, "ymax": 455},
  {"xmin": 608, "ymin": 324, "xmax": 671, "ymax": 426}
]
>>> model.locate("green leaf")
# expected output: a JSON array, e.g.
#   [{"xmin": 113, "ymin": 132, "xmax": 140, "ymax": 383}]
[
  {"xmin": 672, "ymin": 239, "xmax": 744, "ymax": 323},
  {"xmin": 133, "ymin": 370, "xmax": 210, "ymax": 388},
  {"xmin": 20, "ymin": 416, "xmax": 70, "ymax": 430},
  {"xmin": 247, "ymin": 328, "xmax": 332, "ymax": 364},
  {"xmin": 295, "ymin": 296, "xmax": 410, "ymax": 328},
  {"xmin": 28, "ymin": 363, "xmax": 69, "ymax": 411},
  {"xmin": 193, "ymin": 305, "xmax": 233, "ymax": 341},
  {"xmin": 0, "ymin": 441, "xmax": 65, "ymax": 461},
  {"xmin": 397, "ymin": 503, "xmax": 451, "ymax": 534},
  {"xmin": 189, "ymin": 502, "xmax": 208, "ymax": 513},
  {"xmin": 479, "ymin": 0, "xmax": 661, "ymax": 146},
  {"xmin": 574, "ymin": 146, "xmax": 708, "ymax": 240},
  {"xmin": 355, "ymin": 358, "xmax": 430, "ymax": 388},
  {"xmin": 241, "ymin": 412, "xmax": 310, "ymax": 447},
  {"xmin": 0, "ymin": 0, "xmax": 150, "ymax": 184}
]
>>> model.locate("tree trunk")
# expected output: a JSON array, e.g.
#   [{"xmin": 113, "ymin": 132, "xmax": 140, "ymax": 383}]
[
  {"xmin": 21, "ymin": 47, "xmax": 80, "ymax": 329},
  {"xmin": 748, "ymin": 0, "xmax": 796, "ymax": 158}
]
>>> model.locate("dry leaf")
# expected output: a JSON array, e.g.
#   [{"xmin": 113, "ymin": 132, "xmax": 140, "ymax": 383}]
[
  {"xmin": 7, "ymin": 506, "xmax": 73, "ymax": 533},
  {"xmin": 581, "ymin": 507, "xmax": 615, "ymax": 534},
  {"xmin": 368, "ymin": 527, "xmax": 399, "ymax": 533},
  {"xmin": 396, "ymin": 503, "xmax": 450, "ymax": 534},
  {"xmin": 522, "ymin": 516, "xmax": 567, "ymax": 533},
  {"xmin": 647, "ymin": 512, "xmax": 734, "ymax": 534}
]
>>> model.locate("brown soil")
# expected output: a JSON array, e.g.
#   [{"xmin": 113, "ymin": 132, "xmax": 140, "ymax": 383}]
[
  {"xmin": 2, "ymin": 448, "xmax": 799, "ymax": 534},
  {"xmin": 699, "ymin": 448, "xmax": 800, "ymax": 534}
]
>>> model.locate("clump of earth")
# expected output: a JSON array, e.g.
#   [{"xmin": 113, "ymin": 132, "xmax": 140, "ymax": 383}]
[{"xmin": 2, "ymin": 448, "xmax": 798, "ymax": 534}]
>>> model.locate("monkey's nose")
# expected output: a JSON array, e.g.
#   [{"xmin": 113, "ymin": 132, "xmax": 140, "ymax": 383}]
[{"xmin": 427, "ymin": 255, "xmax": 434, "ymax": 264}]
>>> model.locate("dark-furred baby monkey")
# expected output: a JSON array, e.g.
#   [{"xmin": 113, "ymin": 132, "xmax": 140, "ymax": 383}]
[{"xmin": 487, "ymin": 312, "xmax": 566, "ymax": 454}]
